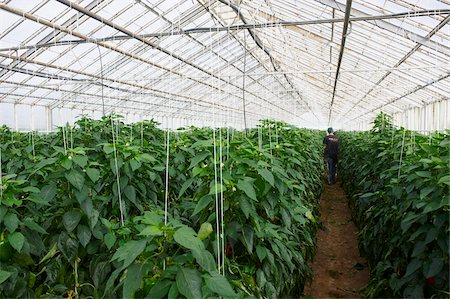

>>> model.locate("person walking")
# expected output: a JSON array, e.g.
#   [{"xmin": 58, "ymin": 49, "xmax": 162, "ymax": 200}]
[{"xmin": 323, "ymin": 127, "xmax": 339, "ymax": 185}]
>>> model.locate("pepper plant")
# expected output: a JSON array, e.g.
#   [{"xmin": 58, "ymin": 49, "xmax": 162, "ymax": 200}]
[{"xmin": 339, "ymin": 113, "xmax": 449, "ymax": 298}]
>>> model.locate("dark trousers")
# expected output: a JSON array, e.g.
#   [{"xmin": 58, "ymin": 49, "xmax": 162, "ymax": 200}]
[{"xmin": 326, "ymin": 157, "xmax": 337, "ymax": 184}]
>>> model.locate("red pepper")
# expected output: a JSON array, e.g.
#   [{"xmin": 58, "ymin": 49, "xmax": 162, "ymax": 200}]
[
  {"xmin": 255, "ymin": 261, "xmax": 261, "ymax": 269},
  {"xmin": 226, "ymin": 241, "xmax": 232, "ymax": 257},
  {"xmin": 427, "ymin": 276, "xmax": 435, "ymax": 285}
]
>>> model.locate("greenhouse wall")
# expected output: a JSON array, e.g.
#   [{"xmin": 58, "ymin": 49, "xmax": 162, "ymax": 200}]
[
  {"xmin": 392, "ymin": 99, "xmax": 449, "ymax": 132},
  {"xmin": 0, "ymin": 102, "xmax": 247, "ymax": 131}
]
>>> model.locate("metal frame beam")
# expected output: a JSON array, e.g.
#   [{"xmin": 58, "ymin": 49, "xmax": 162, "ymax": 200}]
[
  {"xmin": 337, "ymin": 14, "xmax": 450, "ymax": 123},
  {"xmin": 1, "ymin": 8, "xmax": 448, "ymax": 53},
  {"xmin": 344, "ymin": 73, "xmax": 450, "ymax": 124},
  {"xmin": 54, "ymin": 0, "xmax": 295, "ymax": 117},
  {"xmin": 313, "ymin": 0, "xmax": 450, "ymax": 54}
]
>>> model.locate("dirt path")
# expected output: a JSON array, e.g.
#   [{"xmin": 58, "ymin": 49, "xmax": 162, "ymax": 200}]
[{"xmin": 303, "ymin": 180, "xmax": 369, "ymax": 298}]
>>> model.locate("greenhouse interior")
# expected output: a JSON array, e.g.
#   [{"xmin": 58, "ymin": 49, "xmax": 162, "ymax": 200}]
[{"xmin": 0, "ymin": 0, "xmax": 449, "ymax": 298}]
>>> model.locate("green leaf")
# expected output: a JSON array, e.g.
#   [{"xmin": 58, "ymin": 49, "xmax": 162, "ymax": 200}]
[
  {"xmin": 24, "ymin": 218, "xmax": 47, "ymax": 234},
  {"xmin": 256, "ymin": 245, "xmax": 267, "ymax": 261},
  {"xmin": 58, "ymin": 233, "xmax": 79, "ymax": 263},
  {"xmin": 40, "ymin": 184, "xmax": 57, "ymax": 202},
  {"xmin": 305, "ymin": 210, "xmax": 315, "ymax": 221},
  {"xmin": 8, "ymin": 232, "xmax": 25, "ymax": 252},
  {"xmin": 139, "ymin": 226, "xmax": 163, "ymax": 237},
  {"xmin": 176, "ymin": 268, "xmax": 202, "ymax": 299},
  {"xmin": 86, "ymin": 168, "xmax": 100, "ymax": 183},
  {"xmin": 61, "ymin": 157, "xmax": 73, "ymax": 170},
  {"xmin": 209, "ymin": 182, "xmax": 226, "ymax": 195},
  {"xmin": 111, "ymin": 239, "xmax": 146, "ymax": 268},
  {"xmin": 241, "ymin": 226, "xmax": 254, "ymax": 254},
  {"xmin": 140, "ymin": 153, "xmax": 156, "ymax": 163},
  {"xmin": 265, "ymin": 282, "xmax": 277, "ymax": 299},
  {"xmin": 237, "ymin": 178, "xmax": 257, "ymax": 201},
  {"xmin": 104, "ymin": 232, "xmax": 116, "ymax": 250},
  {"xmin": 23, "ymin": 186, "xmax": 40, "ymax": 193},
  {"xmin": 178, "ymin": 178, "xmax": 194, "ymax": 198},
  {"xmin": 420, "ymin": 186, "xmax": 434, "ymax": 199},
  {"xmin": 192, "ymin": 249, "xmax": 216, "ymax": 273},
  {"xmin": 123, "ymin": 263, "xmax": 143, "ymax": 299},
  {"xmin": 63, "ymin": 210, "xmax": 82, "ymax": 232},
  {"xmin": 439, "ymin": 139, "xmax": 450, "ymax": 147},
  {"xmin": 239, "ymin": 197, "xmax": 253, "ymax": 219},
  {"xmin": 39, "ymin": 243, "xmax": 58, "ymax": 264},
  {"xmin": 189, "ymin": 151, "xmax": 210, "ymax": 168},
  {"xmin": 34, "ymin": 157, "xmax": 57, "ymax": 171},
  {"xmin": 438, "ymin": 174, "xmax": 450, "ymax": 186},
  {"xmin": 4, "ymin": 213, "xmax": 19, "ymax": 232},
  {"xmin": 405, "ymin": 258, "xmax": 422, "ymax": 277},
  {"xmin": 91, "ymin": 261, "xmax": 110, "ymax": 289},
  {"xmin": 73, "ymin": 155, "xmax": 88, "ymax": 168},
  {"xmin": 281, "ymin": 208, "xmax": 291, "ymax": 228},
  {"xmin": 204, "ymin": 272, "xmax": 236, "ymax": 298},
  {"xmin": 124, "ymin": 185, "xmax": 137, "ymax": 203},
  {"xmin": 198, "ymin": 222, "xmax": 213, "ymax": 240},
  {"xmin": 193, "ymin": 195, "xmax": 213, "ymax": 216},
  {"xmin": 173, "ymin": 226, "xmax": 204, "ymax": 252},
  {"xmin": 424, "ymin": 258, "xmax": 443, "ymax": 278},
  {"xmin": 415, "ymin": 171, "xmax": 431, "ymax": 178},
  {"xmin": 257, "ymin": 168, "xmax": 275, "ymax": 187},
  {"xmin": 168, "ymin": 283, "xmax": 178, "ymax": 299},
  {"xmin": 256, "ymin": 269, "xmax": 267, "ymax": 289},
  {"xmin": 129, "ymin": 159, "xmax": 142, "ymax": 172},
  {"xmin": 148, "ymin": 280, "xmax": 172, "ymax": 299},
  {"xmin": 0, "ymin": 270, "xmax": 12, "ymax": 285},
  {"xmin": 65, "ymin": 169, "xmax": 85, "ymax": 190},
  {"xmin": 27, "ymin": 194, "xmax": 51, "ymax": 206},
  {"xmin": 103, "ymin": 144, "xmax": 114, "ymax": 154},
  {"xmin": 77, "ymin": 225, "xmax": 92, "ymax": 247}
]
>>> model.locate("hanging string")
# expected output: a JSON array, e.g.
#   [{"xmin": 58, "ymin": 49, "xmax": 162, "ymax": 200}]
[
  {"xmin": 242, "ymin": 32, "xmax": 248, "ymax": 135},
  {"xmin": 211, "ymin": 32, "xmax": 221, "ymax": 273},
  {"xmin": 140, "ymin": 120, "xmax": 144, "ymax": 147},
  {"xmin": 219, "ymin": 127, "xmax": 225, "ymax": 275},
  {"xmin": 70, "ymin": 126, "xmax": 74, "ymax": 150},
  {"xmin": 258, "ymin": 126, "xmax": 262, "ymax": 150},
  {"xmin": 164, "ymin": 128, "xmax": 170, "ymax": 227},
  {"xmin": 111, "ymin": 116, "xmax": 125, "ymax": 226},
  {"xmin": 60, "ymin": 107, "xmax": 68, "ymax": 156},
  {"xmin": 130, "ymin": 125, "xmax": 133, "ymax": 144},
  {"xmin": 226, "ymin": 127, "xmax": 230, "ymax": 161},
  {"xmin": 398, "ymin": 129, "xmax": 406, "ymax": 178},
  {"xmin": 31, "ymin": 131, "xmax": 36, "ymax": 162}
]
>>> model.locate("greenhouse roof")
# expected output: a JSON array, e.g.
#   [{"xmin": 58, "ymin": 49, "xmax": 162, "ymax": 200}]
[{"xmin": 0, "ymin": 0, "xmax": 449, "ymax": 129}]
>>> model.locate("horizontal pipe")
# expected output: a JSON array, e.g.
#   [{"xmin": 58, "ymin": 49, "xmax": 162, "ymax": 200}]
[{"xmin": 0, "ymin": 9, "xmax": 448, "ymax": 52}]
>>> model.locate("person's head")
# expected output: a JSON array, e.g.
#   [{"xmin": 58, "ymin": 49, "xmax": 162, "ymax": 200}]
[{"xmin": 327, "ymin": 127, "xmax": 334, "ymax": 135}]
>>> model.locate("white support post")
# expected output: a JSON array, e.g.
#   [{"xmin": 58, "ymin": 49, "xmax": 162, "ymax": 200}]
[
  {"xmin": 31, "ymin": 105, "xmax": 35, "ymax": 131},
  {"xmin": 13, "ymin": 104, "xmax": 18, "ymax": 131},
  {"xmin": 47, "ymin": 106, "xmax": 53, "ymax": 132}
]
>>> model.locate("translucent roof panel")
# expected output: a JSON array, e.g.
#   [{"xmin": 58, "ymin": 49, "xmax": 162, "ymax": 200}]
[{"xmin": 0, "ymin": 0, "xmax": 449, "ymax": 129}]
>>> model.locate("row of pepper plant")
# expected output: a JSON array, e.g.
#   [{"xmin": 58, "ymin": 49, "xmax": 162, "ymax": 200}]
[
  {"xmin": 0, "ymin": 116, "xmax": 324, "ymax": 298},
  {"xmin": 338, "ymin": 113, "xmax": 449, "ymax": 298}
]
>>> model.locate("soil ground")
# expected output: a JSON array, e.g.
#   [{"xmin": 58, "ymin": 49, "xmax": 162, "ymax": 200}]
[{"xmin": 303, "ymin": 179, "xmax": 369, "ymax": 298}]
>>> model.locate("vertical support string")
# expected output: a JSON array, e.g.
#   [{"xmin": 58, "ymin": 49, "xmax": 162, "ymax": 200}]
[
  {"xmin": 164, "ymin": 128, "xmax": 170, "ymax": 227},
  {"xmin": 219, "ymin": 127, "xmax": 224, "ymax": 275},
  {"xmin": 111, "ymin": 116, "xmax": 125, "ymax": 226},
  {"xmin": 61, "ymin": 108, "xmax": 68, "ymax": 156},
  {"xmin": 398, "ymin": 129, "xmax": 406, "ymax": 178},
  {"xmin": 31, "ymin": 131, "xmax": 36, "ymax": 161}
]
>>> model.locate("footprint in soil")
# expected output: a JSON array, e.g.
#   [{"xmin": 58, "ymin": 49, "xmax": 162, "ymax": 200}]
[{"xmin": 328, "ymin": 269, "xmax": 341, "ymax": 279}]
